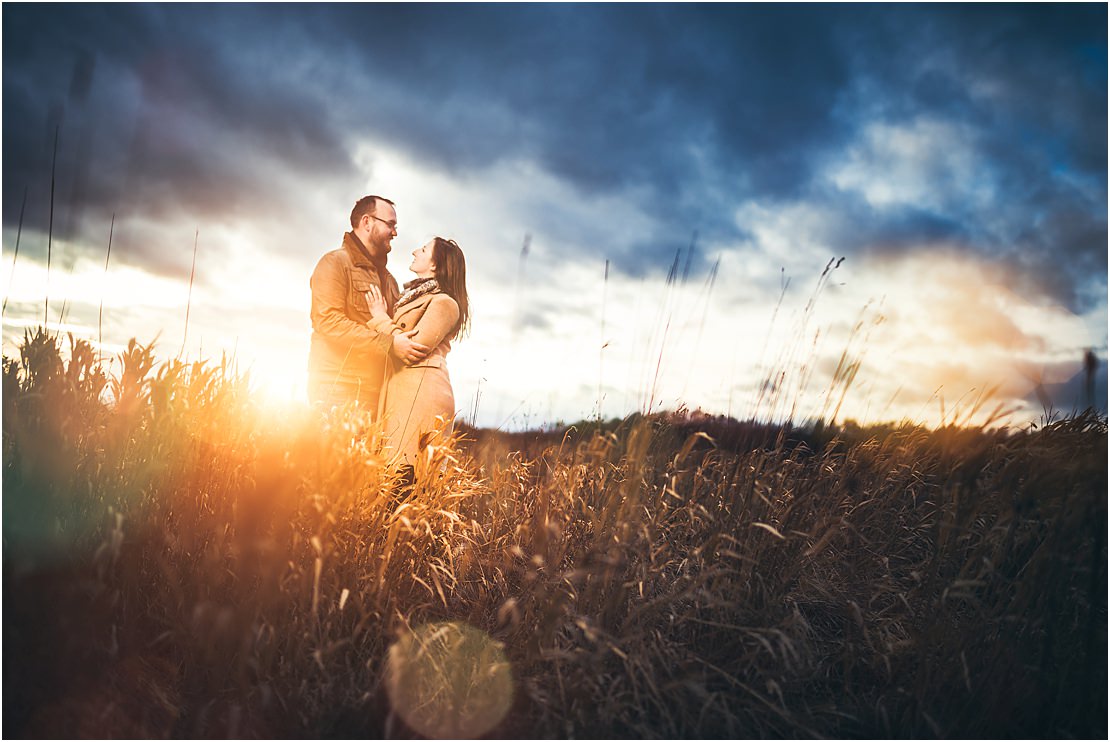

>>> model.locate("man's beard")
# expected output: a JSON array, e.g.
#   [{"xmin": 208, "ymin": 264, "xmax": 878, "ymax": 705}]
[{"xmin": 371, "ymin": 236, "xmax": 391, "ymax": 255}]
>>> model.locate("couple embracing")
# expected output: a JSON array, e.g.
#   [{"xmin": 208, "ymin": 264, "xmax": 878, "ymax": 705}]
[{"xmin": 307, "ymin": 195, "xmax": 469, "ymax": 470}]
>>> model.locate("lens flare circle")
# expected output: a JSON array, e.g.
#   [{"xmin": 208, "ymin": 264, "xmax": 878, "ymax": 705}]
[{"xmin": 385, "ymin": 621, "xmax": 513, "ymax": 739}]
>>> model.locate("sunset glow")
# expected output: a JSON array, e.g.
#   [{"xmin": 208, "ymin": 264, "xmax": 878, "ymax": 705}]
[{"xmin": 3, "ymin": 4, "xmax": 1105, "ymax": 430}]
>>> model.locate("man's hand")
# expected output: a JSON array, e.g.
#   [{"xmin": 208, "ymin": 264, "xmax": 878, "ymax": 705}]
[{"xmin": 392, "ymin": 330, "xmax": 430, "ymax": 364}]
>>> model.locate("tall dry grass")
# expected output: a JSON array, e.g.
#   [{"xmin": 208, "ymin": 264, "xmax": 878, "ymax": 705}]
[{"xmin": 3, "ymin": 328, "xmax": 1106, "ymax": 738}]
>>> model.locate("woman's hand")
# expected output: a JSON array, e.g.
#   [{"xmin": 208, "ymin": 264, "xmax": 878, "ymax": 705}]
[{"xmin": 365, "ymin": 284, "xmax": 389, "ymax": 319}]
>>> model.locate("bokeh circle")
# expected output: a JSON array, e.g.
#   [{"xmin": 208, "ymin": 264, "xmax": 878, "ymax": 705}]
[{"xmin": 385, "ymin": 621, "xmax": 513, "ymax": 739}]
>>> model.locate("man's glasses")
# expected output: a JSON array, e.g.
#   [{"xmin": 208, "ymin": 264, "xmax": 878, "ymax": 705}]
[{"xmin": 368, "ymin": 214, "xmax": 398, "ymax": 232}]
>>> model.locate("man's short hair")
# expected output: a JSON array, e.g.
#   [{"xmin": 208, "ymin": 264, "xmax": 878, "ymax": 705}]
[{"xmin": 350, "ymin": 195, "xmax": 395, "ymax": 229}]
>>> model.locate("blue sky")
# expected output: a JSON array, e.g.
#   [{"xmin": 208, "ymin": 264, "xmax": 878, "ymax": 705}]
[{"xmin": 3, "ymin": 4, "xmax": 1106, "ymax": 428}]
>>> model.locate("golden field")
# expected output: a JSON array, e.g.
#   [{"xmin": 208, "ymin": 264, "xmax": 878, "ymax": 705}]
[{"xmin": 3, "ymin": 329, "xmax": 1106, "ymax": 738}]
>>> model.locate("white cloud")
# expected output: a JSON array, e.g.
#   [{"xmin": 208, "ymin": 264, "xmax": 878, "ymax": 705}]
[
  {"xmin": 828, "ymin": 117, "xmax": 994, "ymax": 214},
  {"xmin": 732, "ymin": 200, "xmax": 844, "ymax": 276}
]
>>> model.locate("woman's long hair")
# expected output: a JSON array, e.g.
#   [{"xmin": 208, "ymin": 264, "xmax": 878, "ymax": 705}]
[{"xmin": 431, "ymin": 237, "xmax": 469, "ymax": 338}]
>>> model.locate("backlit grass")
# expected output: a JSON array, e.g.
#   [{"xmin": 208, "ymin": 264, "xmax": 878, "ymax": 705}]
[{"xmin": 3, "ymin": 328, "xmax": 1106, "ymax": 738}]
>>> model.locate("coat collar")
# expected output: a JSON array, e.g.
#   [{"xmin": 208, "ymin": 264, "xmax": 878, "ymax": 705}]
[{"xmin": 392, "ymin": 290, "xmax": 441, "ymax": 319}]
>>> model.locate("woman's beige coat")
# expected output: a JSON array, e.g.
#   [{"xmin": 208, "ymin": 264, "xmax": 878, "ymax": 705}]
[{"xmin": 370, "ymin": 291, "xmax": 460, "ymax": 464}]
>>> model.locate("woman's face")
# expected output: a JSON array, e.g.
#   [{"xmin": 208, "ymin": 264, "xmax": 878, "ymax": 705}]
[{"xmin": 410, "ymin": 240, "xmax": 437, "ymax": 277}]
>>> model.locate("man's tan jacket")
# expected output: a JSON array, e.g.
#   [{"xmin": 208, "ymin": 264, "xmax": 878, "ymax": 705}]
[{"xmin": 307, "ymin": 232, "xmax": 401, "ymax": 404}]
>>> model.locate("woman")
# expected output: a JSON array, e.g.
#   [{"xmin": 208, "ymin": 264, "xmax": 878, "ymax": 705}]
[{"xmin": 365, "ymin": 237, "xmax": 469, "ymax": 467}]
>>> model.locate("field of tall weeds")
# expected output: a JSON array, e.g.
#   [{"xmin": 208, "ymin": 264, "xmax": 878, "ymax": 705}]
[{"xmin": 3, "ymin": 328, "xmax": 1106, "ymax": 738}]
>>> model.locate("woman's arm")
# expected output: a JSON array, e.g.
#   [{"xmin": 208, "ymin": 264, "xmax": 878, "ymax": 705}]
[{"xmin": 365, "ymin": 285, "xmax": 390, "ymax": 321}]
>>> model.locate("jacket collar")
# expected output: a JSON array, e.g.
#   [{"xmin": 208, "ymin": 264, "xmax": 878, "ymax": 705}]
[{"xmin": 342, "ymin": 231, "xmax": 386, "ymax": 269}]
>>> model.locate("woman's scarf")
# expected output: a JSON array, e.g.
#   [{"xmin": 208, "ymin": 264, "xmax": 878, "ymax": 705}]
[{"xmin": 395, "ymin": 277, "xmax": 439, "ymax": 311}]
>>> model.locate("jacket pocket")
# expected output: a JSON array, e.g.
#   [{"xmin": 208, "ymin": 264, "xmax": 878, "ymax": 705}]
[{"xmin": 349, "ymin": 276, "xmax": 376, "ymax": 315}]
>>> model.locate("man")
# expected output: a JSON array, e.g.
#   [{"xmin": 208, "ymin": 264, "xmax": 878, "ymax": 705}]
[{"xmin": 308, "ymin": 195, "xmax": 429, "ymax": 411}]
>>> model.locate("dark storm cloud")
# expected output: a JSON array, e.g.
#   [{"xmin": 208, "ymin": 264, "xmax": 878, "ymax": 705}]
[
  {"xmin": 308, "ymin": 4, "xmax": 861, "ymax": 272},
  {"xmin": 820, "ymin": 129, "xmax": 1107, "ymax": 311},
  {"xmin": 3, "ymin": 4, "xmax": 356, "ymax": 276},
  {"xmin": 825, "ymin": 4, "xmax": 1108, "ymax": 310},
  {"xmin": 3, "ymin": 4, "xmax": 1105, "ymax": 304},
  {"xmin": 347, "ymin": 4, "xmax": 855, "ymax": 195}
]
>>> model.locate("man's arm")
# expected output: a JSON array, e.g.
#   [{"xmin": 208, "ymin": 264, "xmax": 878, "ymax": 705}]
[
  {"xmin": 368, "ymin": 313, "xmax": 432, "ymax": 365},
  {"xmin": 364, "ymin": 283, "xmax": 431, "ymax": 364},
  {"xmin": 395, "ymin": 296, "xmax": 459, "ymax": 366},
  {"xmin": 392, "ymin": 332, "xmax": 430, "ymax": 365}
]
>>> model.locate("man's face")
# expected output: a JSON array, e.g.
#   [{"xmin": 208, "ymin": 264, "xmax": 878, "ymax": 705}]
[{"xmin": 366, "ymin": 203, "xmax": 398, "ymax": 254}]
